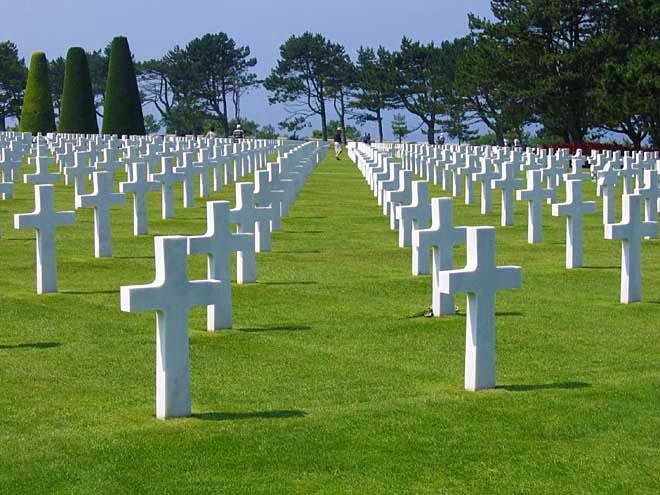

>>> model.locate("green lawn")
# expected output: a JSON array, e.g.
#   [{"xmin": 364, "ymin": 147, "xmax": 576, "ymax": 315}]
[{"xmin": 1, "ymin": 149, "xmax": 659, "ymax": 494}]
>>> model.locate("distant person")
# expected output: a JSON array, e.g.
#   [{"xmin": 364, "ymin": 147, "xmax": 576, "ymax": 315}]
[
  {"xmin": 334, "ymin": 127, "xmax": 343, "ymax": 160},
  {"xmin": 205, "ymin": 127, "xmax": 217, "ymax": 138},
  {"xmin": 366, "ymin": 133, "xmax": 372, "ymax": 145},
  {"xmin": 232, "ymin": 124, "xmax": 245, "ymax": 142}
]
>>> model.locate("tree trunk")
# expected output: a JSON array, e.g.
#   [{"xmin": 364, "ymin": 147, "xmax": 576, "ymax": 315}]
[
  {"xmin": 222, "ymin": 97, "xmax": 229, "ymax": 137},
  {"xmin": 320, "ymin": 98, "xmax": 328, "ymax": 141},
  {"xmin": 426, "ymin": 115, "xmax": 436, "ymax": 144},
  {"xmin": 0, "ymin": 116, "xmax": 5, "ymax": 132},
  {"xmin": 495, "ymin": 129, "xmax": 504, "ymax": 146},
  {"xmin": 377, "ymin": 109, "xmax": 384, "ymax": 143}
]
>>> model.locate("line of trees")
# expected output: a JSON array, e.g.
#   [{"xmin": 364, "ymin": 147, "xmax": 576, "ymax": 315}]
[{"xmin": 0, "ymin": 0, "xmax": 657, "ymax": 144}]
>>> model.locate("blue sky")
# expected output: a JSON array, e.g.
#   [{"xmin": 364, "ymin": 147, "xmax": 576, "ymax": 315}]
[{"xmin": 5, "ymin": 0, "xmax": 493, "ymax": 139}]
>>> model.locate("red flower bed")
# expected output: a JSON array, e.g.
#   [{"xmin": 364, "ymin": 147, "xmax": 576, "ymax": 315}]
[{"xmin": 542, "ymin": 142, "xmax": 659, "ymax": 155}]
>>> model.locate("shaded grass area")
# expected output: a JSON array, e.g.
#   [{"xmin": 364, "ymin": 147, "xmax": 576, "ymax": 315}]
[{"xmin": 0, "ymin": 149, "xmax": 659, "ymax": 494}]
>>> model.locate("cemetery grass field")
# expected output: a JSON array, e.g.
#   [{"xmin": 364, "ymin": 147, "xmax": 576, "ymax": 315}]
[{"xmin": 2, "ymin": 149, "xmax": 660, "ymax": 495}]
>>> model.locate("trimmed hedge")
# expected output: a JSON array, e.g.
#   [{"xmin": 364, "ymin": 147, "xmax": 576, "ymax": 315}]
[
  {"xmin": 101, "ymin": 36, "xmax": 145, "ymax": 136},
  {"xmin": 58, "ymin": 47, "xmax": 99, "ymax": 134},
  {"xmin": 19, "ymin": 52, "xmax": 56, "ymax": 134}
]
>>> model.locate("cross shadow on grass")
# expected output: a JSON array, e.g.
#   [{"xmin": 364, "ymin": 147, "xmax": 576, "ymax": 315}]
[
  {"xmin": 114, "ymin": 256, "xmax": 154, "ymax": 260},
  {"xmin": 581, "ymin": 265, "xmax": 619, "ymax": 270},
  {"xmin": 61, "ymin": 289, "xmax": 117, "ymax": 295},
  {"xmin": 239, "ymin": 325, "xmax": 311, "ymax": 333},
  {"xmin": 259, "ymin": 281, "xmax": 318, "ymax": 286},
  {"xmin": 0, "ymin": 342, "xmax": 61, "ymax": 350},
  {"xmin": 284, "ymin": 230, "xmax": 324, "ymax": 234},
  {"xmin": 192, "ymin": 410, "xmax": 305, "ymax": 421},
  {"xmin": 498, "ymin": 382, "xmax": 591, "ymax": 392}
]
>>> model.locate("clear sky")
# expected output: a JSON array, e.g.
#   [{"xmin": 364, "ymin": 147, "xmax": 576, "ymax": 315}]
[{"xmin": 5, "ymin": 0, "xmax": 494, "ymax": 139}]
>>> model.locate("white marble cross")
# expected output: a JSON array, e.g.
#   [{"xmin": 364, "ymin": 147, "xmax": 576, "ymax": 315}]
[
  {"xmin": 597, "ymin": 163, "xmax": 620, "ymax": 224},
  {"xmin": 385, "ymin": 170, "xmax": 413, "ymax": 229},
  {"xmin": 619, "ymin": 157, "xmax": 641, "ymax": 194},
  {"xmin": 176, "ymin": 151, "xmax": 203, "ymax": 208},
  {"xmin": 188, "ymin": 201, "xmax": 256, "ymax": 330},
  {"xmin": 120, "ymin": 162, "xmax": 160, "ymax": 235},
  {"xmin": 397, "ymin": 181, "xmax": 431, "ymax": 248},
  {"xmin": 120, "ymin": 236, "xmax": 222, "ymax": 419},
  {"xmin": 151, "ymin": 156, "xmax": 184, "ymax": 219},
  {"xmin": 0, "ymin": 147, "xmax": 22, "ymax": 182},
  {"xmin": 230, "ymin": 182, "xmax": 274, "ymax": 253},
  {"xmin": 24, "ymin": 153, "xmax": 60, "ymax": 185},
  {"xmin": 412, "ymin": 197, "xmax": 467, "ymax": 315},
  {"xmin": 458, "ymin": 154, "xmax": 479, "ymax": 205},
  {"xmin": 75, "ymin": 171, "xmax": 126, "ymax": 257},
  {"xmin": 438, "ymin": 226, "xmax": 521, "ymax": 391},
  {"xmin": 492, "ymin": 161, "xmax": 523, "ymax": 226},
  {"xmin": 563, "ymin": 157, "xmax": 590, "ymax": 182},
  {"xmin": 255, "ymin": 168, "xmax": 284, "ymax": 232},
  {"xmin": 635, "ymin": 169, "xmax": 660, "ymax": 225},
  {"xmin": 605, "ymin": 194, "xmax": 657, "ymax": 303},
  {"xmin": 516, "ymin": 169, "xmax": 554, "ymax": 243},
  {"xmin": 472, "ymin": 157, "xmax": 499, "ymax": 214},
  {"xmin": 14, "ymin": 184, "xmax": 76, "ymax": 293},
  {"xmin": 64, "ymin": 150, "xmax": 94, "ymax": 197},
  {"xmin": 551, "ymin": 179, "xmax": 596, "ymax": 269}
]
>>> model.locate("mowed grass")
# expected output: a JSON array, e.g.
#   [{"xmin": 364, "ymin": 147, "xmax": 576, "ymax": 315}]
[{"xmin": 0, "ymin": 148, "xmax": 659, "ymax": 494}]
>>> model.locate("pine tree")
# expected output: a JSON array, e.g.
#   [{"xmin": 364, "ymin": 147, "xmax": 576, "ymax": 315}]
[
  {"xmin": 58, "ymin": 47, "xmax": 98, "ymax": 134},
  {"xmin": 19, "ymin": 52, "xmax": 56, "ymax": 134}
]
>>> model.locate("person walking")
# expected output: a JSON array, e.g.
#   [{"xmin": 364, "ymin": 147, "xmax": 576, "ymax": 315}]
[
  {"xmin": 334, "ymin": 127, "xmax": 343, "ymax": 160},
  {"xmin": 232, "ymin": 123, "xmax": 245, "ymax": 142}
]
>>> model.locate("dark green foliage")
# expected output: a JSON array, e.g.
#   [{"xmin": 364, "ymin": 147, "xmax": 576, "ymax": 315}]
[
  {"xmin": 19, "ymin": 52, "xmax": 56, "ymax": 134},
  {"xmin": 351, "ymin": 47, "xmax": 398, "ymax": 142},
  {"xmin": 102, "ymin": 36, "xmax": 145, "ymax": 136},
  {"xmin": 0, "ymin": 40, "xmax": 27, "ymax": 131},
  {"xmin": 265, "ymin": 32, "xmax": 347, "ymax": 141},
  {"xmin": 58, "ymin": 47, "xmax": 98, "ymax": 134}
]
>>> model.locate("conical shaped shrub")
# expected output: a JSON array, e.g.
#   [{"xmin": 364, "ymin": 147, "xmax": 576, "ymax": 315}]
[
  {"xmin": 58, "ymin": 47, "xmax": 99, "ymax": 134},
  {"xmin": 102, "ymin": 36, "xmax": 145, "ymax": 136},
  {"xmin": 19, "ymin": 52, "xmax": 56, "ymax": 134}
]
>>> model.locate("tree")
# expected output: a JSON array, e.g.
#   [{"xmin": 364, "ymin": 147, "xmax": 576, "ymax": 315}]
[
  {"xmin": 470, "ymin": 0, "xmax": 609, "ymax": 143},
  {"xmin": 592, "ymin": 0, "xmax": 659, "ymax": 147},
  {"xmin": 327, "ymin": 53, "xmax": 356, "ymax": 138},
  {"xmin": 182, "ymin": 33, "xmax": 257, "ymax": 137},
  {"xmin": 256, "ymin": 124, "xmax": 278, "ymax": 139},
  {"xmin": 87, "ymin": 48, "xmax": 109, "ymax": 117},
  {"xmin": 351, "ymin": 46, "xmax": 398, "ymax": 142},
  {"xmin": 456, "ymin": 33, "xmax": 531, "ymax": 145},
  {"xmin": 102, "ymin": 36, "xmax": 145, "ymax": 136},
  {"xmin": 386, "ymin": 38, "xmax": 457, "ymax": 144},
  {"xmin": 0, "ymin": 41, "xmax": 27, "ymax": 131},
  {"xmin": 278, "ymin": 115, "xmax": 308, "ymax": 140},
  {"xmin": 144, "ymin": 114, "xmax": 160, "ymax": 134},
  {"xmin": 265, "ymin": 32, "xmax": 347, "ymax": 141},
  {"xmin": 230, "ymin": 45, "xmax": 259, "ymax": 123},
  {"xmin": 48, "ymin": 56, "xmax": 65, "ymax": 120},
  {"xmin": 58, "ymin": 47, "xmax": 99, "ymax": 134},
  {"xmin": 19, "ymin": 52, "xmax": 56, "ymax": 134},
  {"xmin": 391, "ymin": 113, "xmax": 411, "ymax": 143},
  {"xmin": 444, "ymin": 104, "xmax": 477, "ymax": 144}
]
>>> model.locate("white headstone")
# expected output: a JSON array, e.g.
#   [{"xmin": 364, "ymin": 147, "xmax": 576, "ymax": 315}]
[
  {"xmin": 412, "ymin": 197, "xmax": 467, "ymax": 315},
  {"xmin": 188, "ymin": 201, "xmax": 256, "ymax": 330},
  {"xmin": 120, "ymin": 236, "xmax": 222, "ymax": 419},
  {"xmin": 605, "ymin": 194, "xmax": 657, "ymax": 303},
  {"xmin": 516, "ymin": 169, "xmax": 554, "ymax": 243},
  {"xmin": 551, "ymin": 179, "xmax": 596, "ymax": 269},
  {"xmin": 492, "ymin": 161, "xmax": 523, "ymax": 226},
  {"xmin": 14, "ymin": 184, "xmax": 76, "ymax": 293},
  {"xmin": 75, "ymin": 171, "xmax": 126, "ymax": 257},
  {"xmin": 120, "ymin": 162, "xmax": 160, "ymax": 235},
  {"xmin": 438, "ymin": 226, "xmax": 522, "ymax": 391}
]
